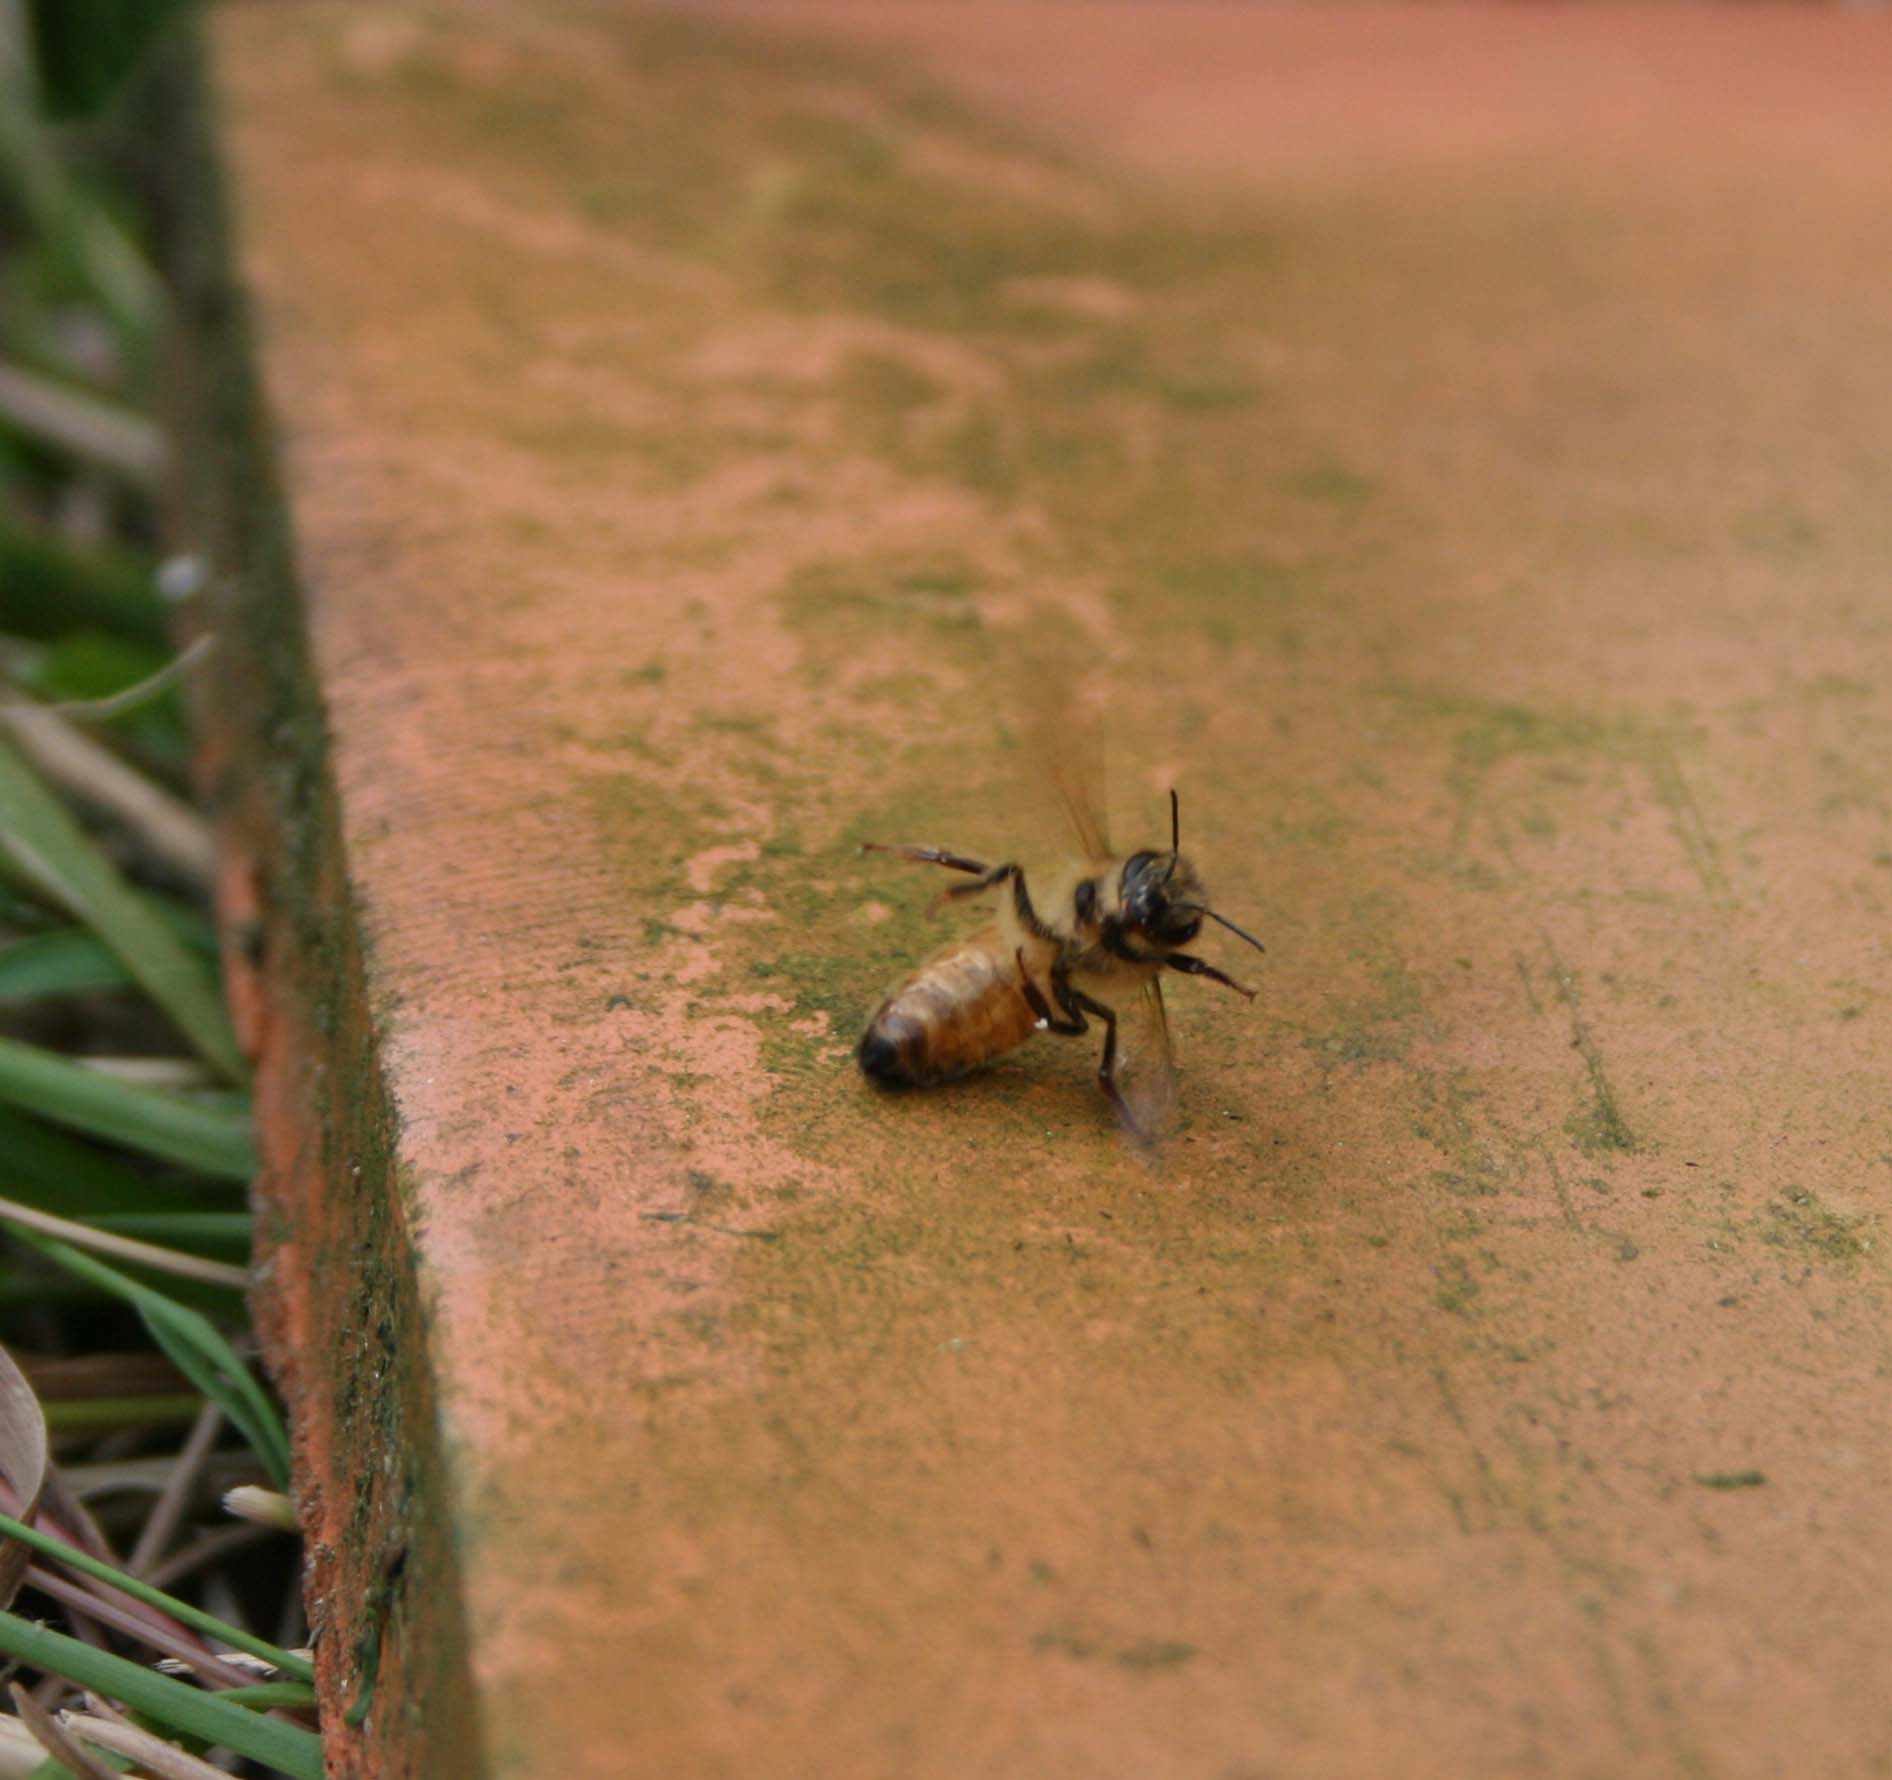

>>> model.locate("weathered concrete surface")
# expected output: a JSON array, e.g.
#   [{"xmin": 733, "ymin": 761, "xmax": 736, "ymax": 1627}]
[{"xmin": 200, "ymin": 4, "xmax": 1892, "ymax": 1776}]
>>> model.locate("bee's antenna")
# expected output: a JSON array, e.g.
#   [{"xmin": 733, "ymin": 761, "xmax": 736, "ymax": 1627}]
[
  {"xmin": 1207, "ymin": 909, "xmax": 1266, "ymax": 954},
  {"xmin": 1175, "ymin": 902, "xmax": 1267, "ymax": 955},
  {"xmin": 1170, "ymin": 787, "xmax": 1180, "ymax": 854}
]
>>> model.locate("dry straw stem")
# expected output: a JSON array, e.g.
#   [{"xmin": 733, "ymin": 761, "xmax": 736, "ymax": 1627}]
[
  {"xmin": 62, "ymin": 1450, "xmax": 254, "ymax": 1498},
  {"xmin": 0, "ymin": 1711, "xmax": 45, "ymax": 1780},
  {"xmin": 0, "ymin": 697, "xmax": 216, "ymax": 892},
  {"xmin": 129, "ymin": 1400, "xmax": 223, "ymax": 1575},
  {"xmin": 8, "ymin": 1680, "xmax": 116, "ymax": 1780},
  {"xmin": 76, "ymin": 1057, "xmax": 220, "ymax": 1091},
  {"xmin": 0, "ymin": 1193, "xmax": 249, "ymax": 1291},
  {"xmin": 68, "ymin": 1695, "xmax": 236, "ymax": 1780},
  {"xmin": 25, "ymin": 1563, "xmax": 258, "ymax": 1691},
  {"xmin": 144, "ymin": 1521, "xmax": 274, "ymax": 1593},
  {"xmin": 0, "ymin": 363, "xmax": 164, "ymax": 485},
  {"xmin": 157, "ymin": 1649, "xmax": 291, "ymax": 1682},
  {"xmin": 35, "ymin": 635, "xmax": 215, "ymax": 723}
]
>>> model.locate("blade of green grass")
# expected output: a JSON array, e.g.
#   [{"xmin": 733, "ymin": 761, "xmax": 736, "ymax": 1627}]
[
  {"xmin": 2, "ymin": 702, "xmax": 216, "ymax": 894},
  {"xmin": 0, "ymin": 929, "xmax": 133, "ymax": 1001},
  {"xmin": 0, "ymin": 526, "xmax": 167, "ymax": 648},
  {"xmin": 0, "ymin": 1106, "xmax": 159, "ymax": 1217},
  {"xmin": 136, "ymin": 890, "xmax": 217, "ymax": 958},
  {"xmin": 204, "ymin": 1682, "xmax": 317, "ymax": 1712},
  {"xmin": 17, "ymin": 630, "xmax": 166, "ymax": 707},
  {"xmin": 0, "ymin": 1612, "xmax": 321, "ymax": 1779},
  {"xmin": 0, "ymin": 1038, "xmax": 252, "ymax": 1177},
  {"xmin": 0, "ymin": 733, "xmax": 241, "ymax": 1080},
  {"xmin": 28, "ymin": 0, "xmax": 191, "ymax": 123},
  {"xmin": 0, "ymin": 32, "xmax": 161, "ymax": 355},
  {"xmin": 41, "ymin": 1396, "xmax": 200, "ymax": 1433},
  {"xmin": 0, "ymin": 1510, "xmax": 310, "ymax": 1684},
  {"xmin": 25, "ymin": 631, "xmax": 193, "ymax": 772},
  {"xmin": 0, "ymin": 877, "xmax": 58, "ymax": 929},
  {"xmin": 83, "ymin": 1211, "xmax": 250, "ymax": 1246},
  {"xmin": 18, "ymin": 1239, "xmax": 287, "ymax": 1486}
]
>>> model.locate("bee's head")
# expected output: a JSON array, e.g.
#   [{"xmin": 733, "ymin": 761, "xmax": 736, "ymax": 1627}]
[
  {"xmin": 1114, "ymin": 791, "xmax": 1268, "ymax": 965},
  {"xmin": 1119, "ymin": 850, "xmax": 1206, "ymax": 949}
]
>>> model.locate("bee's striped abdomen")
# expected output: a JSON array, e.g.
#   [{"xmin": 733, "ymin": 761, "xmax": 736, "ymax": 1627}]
[{"xmin": 858, "ymin": 927, "xmax": 1039, "ymax": 1088}]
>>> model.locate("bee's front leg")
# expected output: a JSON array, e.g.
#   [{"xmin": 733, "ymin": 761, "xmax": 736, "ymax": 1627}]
[
  {"xmin": 1165, "ymin": 952, "xmax": 1258, "ymax": 1000},
  {"xmin": 958, "ymin": 865, "xmax": 1063, "ymax": 946}
]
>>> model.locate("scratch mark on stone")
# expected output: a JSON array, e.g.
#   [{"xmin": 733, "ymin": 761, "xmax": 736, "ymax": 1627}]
[
  {"xmin": 1543, "ymin": 1145, "xmax": 1583, "ymax": 1233},
  {"xmin": 1513, "ymin": 952, "xmax": 1544, "ymax": 1017},
  {"xmin": 1432, "ymin": 1366, "xmax": 1504, "ymax": 1534},
  {"xmin": 1542, "ymin": 934, "xmax": 1635, "ymax": 1155},
  {"xmin": 1643, "ymin": 735, "xmax": 1733, "ymax": 907},
  {"xmin": 641, "ymin": 1211, "xmax": 782, "ymax": 1241}
]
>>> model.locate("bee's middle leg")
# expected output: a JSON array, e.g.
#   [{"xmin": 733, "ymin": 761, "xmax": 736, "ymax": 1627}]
[
  {"xmin": 1035, "ymin": 964, "xmax": 1133, "ymax": 1127},
  {"xmin": 1022, "ymin": 960, "xmax": 1140, "ymax": 1132},
  {"xmin": 1015, "ymin": 949, "xmax": 1086, "ymax": 1035},
  {"xmin": 1060, "ymin": 981, "xmax": 1134, "ymax": 1128}
]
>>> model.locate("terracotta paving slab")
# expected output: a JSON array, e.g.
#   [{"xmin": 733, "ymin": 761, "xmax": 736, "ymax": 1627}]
[{"xmin": 193, "ymin": 5, "xmax": 1892, "ymax": 1776}]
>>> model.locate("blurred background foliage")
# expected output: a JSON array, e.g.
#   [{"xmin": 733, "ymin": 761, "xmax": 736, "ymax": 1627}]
[{"xmin": 0, "ymin": 0, "xmax": 317, "ymax": 1772}]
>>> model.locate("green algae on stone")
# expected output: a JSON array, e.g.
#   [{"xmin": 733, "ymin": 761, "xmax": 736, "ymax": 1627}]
[
  {"xmin": 160, "ymin": 24, "xmax": 488, "ymax": 1768},
  {"xmin": 1433, "ymin": 1254, "xmax": 1481, "ymax": 1316},
  {"xmin": 1285, "ymin": 462, "xmax": 1380, "ymax": 508},
  {"xmin": 1760, "ymin": 1191, "xmax": 1875, "ymax": 1263}
]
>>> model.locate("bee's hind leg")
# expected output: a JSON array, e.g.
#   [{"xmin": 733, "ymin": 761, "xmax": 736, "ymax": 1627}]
[
  {"xmin": 866, "ymin": 847, "xmax": 1061, "ymax": 941},
  {"xmin": 859, "ymin": 842, "xmax": 991, "ymax": 876},
  {"xmin": 963, "ymin": 865, "xmax": 1064, "ymax": 950},
  {"xmin": 864, "ymin": 844, "xmax": 1052, "ymax": 928},
  {"xmin": 945, "ymin": 862, "xmax": 1022, "ymax": 903}
]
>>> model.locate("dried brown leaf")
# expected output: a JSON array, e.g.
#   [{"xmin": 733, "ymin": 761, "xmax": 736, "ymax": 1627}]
[{"xmin": 0, "ymin": 1344, "xmax": 49, "ymax": 1609}]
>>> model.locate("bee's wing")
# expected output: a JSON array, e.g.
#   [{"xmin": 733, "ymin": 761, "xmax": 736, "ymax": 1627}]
[
  {"xmin": 1019, "ymin": 656, "xmax": 1114, "ymax": 858},
  {"xmin": 1114, "ymin": 976, "xmax": 1179, "ymax": 1143},
  {"xmin": 1046, "ymin": 747, "xmax": 1112, "ymax": 861}
]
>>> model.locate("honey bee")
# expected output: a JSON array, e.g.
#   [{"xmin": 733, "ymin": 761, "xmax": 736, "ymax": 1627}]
[{"xmin": 856, "ymin": 776, "xmax": 1264, "ymax": 1140}]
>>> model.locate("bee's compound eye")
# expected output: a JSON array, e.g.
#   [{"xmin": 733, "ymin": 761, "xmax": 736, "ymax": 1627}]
[{"xmin": 1155, "ymin": 905, "xmax": 1200, "ymax": 945}]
